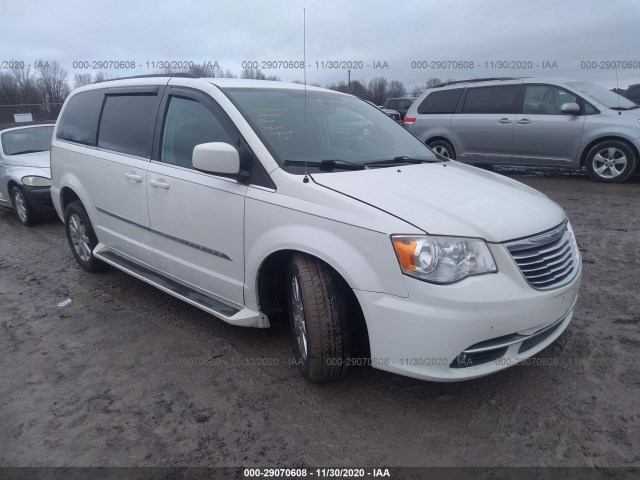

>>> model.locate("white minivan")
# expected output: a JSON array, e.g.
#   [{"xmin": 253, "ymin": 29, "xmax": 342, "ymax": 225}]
[{"xmin": 50, "ymin": 76, "xmax": 582, "ymax": 382}]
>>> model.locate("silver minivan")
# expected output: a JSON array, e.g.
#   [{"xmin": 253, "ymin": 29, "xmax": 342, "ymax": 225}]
[{"xmin": 404, "ymin": 78, "xmax": 640, "ymax": 182}]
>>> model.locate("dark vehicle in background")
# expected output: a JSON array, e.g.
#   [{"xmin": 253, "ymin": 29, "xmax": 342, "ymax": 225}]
[
  {"xmin": 0, "ymin": 123, "xmax": 56, "ymax": 225},
  {"xmin": 362, "ymin": 99, "xmax": 401, "ymax": 122},
  {"xmin": 623, "ymin": 84, "xmax": 640, "ymax": 105},
  {"xmin": 383, "ymin": 97, "xmax": 416, "ymax": 119}
]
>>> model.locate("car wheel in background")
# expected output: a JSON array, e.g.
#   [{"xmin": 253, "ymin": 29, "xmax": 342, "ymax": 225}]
[
  {"xmin": 585, "ymin": 140, "xmax": 637, "ymax": 183},
  {"xmin": 286, "ymin": 253, "xmax": 352, "ymax": 382},
  {"xmin": 11, "ymin": 186, "xmax": 38, "ymax": 226},
  {"xmin": 64, "ymin": 200, "xmax": 106, "ymax": 272},
  {"xmin": 428, "ymin": 139, "xmax": 457, "ymax": 160}
]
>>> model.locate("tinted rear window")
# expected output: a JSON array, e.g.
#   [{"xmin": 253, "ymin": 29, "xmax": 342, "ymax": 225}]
[
  {"xmin": 418, "ymin": 89, "xmax": 464, "ymax": 114},
  {"xmin": 97, "ymin": 94, "xmax": 158, "ymax": 157},
  {"xmin": 56, "ymin": 90, "xmax": 103, "ymax": 145},
  {"xmin": 462, "ymin": 85, "xmax": 519, "ymax": 114}
]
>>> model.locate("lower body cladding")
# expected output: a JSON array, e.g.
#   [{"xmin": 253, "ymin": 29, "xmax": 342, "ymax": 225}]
[{"xmin": 354, "ymin": 243, "xmax": 582, "ymax": 381}]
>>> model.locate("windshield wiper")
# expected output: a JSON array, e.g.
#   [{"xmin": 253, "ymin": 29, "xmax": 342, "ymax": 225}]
[
  {"xmin": 363, "ymin": 156, "xmax": 441, "ymax": 168},
  {"xmin": 283, "ymin": 159, "xmax": 365, "ymax": 171},
  {"xmin": 610, "ymin": 105, "xmax": 640, "ymax": 110}
]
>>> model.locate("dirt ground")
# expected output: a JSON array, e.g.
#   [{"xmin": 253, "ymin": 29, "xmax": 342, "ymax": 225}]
[{"xmin": 0, "ymin": 169, "xmax": 638, "ymax": 469}]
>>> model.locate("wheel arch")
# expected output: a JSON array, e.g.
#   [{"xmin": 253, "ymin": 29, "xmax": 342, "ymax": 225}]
[
  {"xmin": 580, "ymin": 136, "xmax": 639, "ymax": 168},
  {"xmin": 256, "ymin": 248, "xmax": 371, "ymax": 357}
]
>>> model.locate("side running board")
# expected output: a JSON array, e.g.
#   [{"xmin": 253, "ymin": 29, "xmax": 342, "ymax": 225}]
[{"xmin": 93, "ymin": 244, "xmax": 269, "ymax": 328}]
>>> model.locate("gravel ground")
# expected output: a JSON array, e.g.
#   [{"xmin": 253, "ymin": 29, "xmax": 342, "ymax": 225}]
[{"xmin": 0, "ymin": 171, "xmax": 638, "ymax": 468}]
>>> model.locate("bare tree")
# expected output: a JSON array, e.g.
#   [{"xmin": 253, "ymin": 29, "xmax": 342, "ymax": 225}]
[
  {"xmin": 93, "ymin": 71, "xmax": 111, "ymax": 83},
  {"xmin": 74, "ymin": 73, "xmax": 93, "ymax": 89},
  {"xmin": 388, "ymin": 80, "xmax": 406, "ymax": 98},
  {"xmin": 36, "ymin": 60, "xmax": 70, "ymax": 117},
  {"xmin": 368, "ymin": 77, "xmax": 389, "ymax": 105}
]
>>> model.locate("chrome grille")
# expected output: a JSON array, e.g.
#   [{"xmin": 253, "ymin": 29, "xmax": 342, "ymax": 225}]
[{"xmin": 505, "ymin": 221, "xmax": 580, "ymax": 290}]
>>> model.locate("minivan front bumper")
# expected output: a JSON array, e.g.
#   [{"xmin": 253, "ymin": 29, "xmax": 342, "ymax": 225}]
[{"xmin": 354, "ymin": 242, "xmax": 582, "ymax": 382}]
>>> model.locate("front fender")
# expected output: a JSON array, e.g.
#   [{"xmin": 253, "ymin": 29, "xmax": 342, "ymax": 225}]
[{"xmin": 243, "ymin": 196, "xmax": 409, "ymax": 311}]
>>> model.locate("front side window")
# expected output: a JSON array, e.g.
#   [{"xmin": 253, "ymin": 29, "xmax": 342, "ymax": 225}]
[
  {"xmin": 522, "ymin": 85, "xmax": 578, "ymax": 115},
  {"xmin": 160, "ymin": 96, "xmax": 235, "ymax": 169},
  {"xmin": 98, "ymin": 94, "xmax": 158, "ymax": 157},
  {"xmin": 1, "ymin": 125, "xmax": 54, "ymax": 155},
  {"xmin": 222, "ymin": 87, "xmax": 438, "ymax": 172},
  {"xmin": 462, "ymin": 85, "xmax": 519, "ymax": 114}
]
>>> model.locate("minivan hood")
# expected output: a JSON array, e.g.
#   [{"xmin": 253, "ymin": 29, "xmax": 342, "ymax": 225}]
[
  {"xmin": 3, "ymin": 150, "xmax": 50, "ymax": 168},
  {"xmin": 311, "ymin": 162, "xmax": 566, "ymax": 242}
]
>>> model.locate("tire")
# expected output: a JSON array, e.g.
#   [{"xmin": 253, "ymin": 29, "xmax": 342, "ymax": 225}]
[
  {"xmin": 11, "ymin": 185, "xmax": 38, "ymax": 226},
  {"xmin": 64, "ymin": 200, "xmax": 106, "ymax": 272},
  {"xmin": 428, "ymin": 139, "xmax": 456, "ymax": 160},
  {"xmin": 585, "ymin": 140, "xmax": 637, "ymax": 183},
  {"xmin": 286, "ymin": 253, "xmax": 352, "ymax": 382}
]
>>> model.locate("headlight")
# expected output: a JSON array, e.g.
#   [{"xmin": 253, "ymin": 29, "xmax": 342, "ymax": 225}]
[
  {"xmin": 21, "ymin": 176, "xmax": 52, "ymax": 187},
  {"xmin": 392, "ymin": 235, "xmax": 497, "ymax": 284}
]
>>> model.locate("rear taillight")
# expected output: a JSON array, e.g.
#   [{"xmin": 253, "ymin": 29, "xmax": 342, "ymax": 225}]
[{"xmin": 403, "ymin": 116, "xmax": 416, "ymax": 125}]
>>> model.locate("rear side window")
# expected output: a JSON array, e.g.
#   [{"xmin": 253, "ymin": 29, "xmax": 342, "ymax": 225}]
[
  {"xmin": 462, "ymin": 85, "xmax": 519, "ymax": 114},
  {"xmin": 56, "ymin": 90, "xmax": 103, "ymax": 145},
  {"xmin": 98, "ymin": 94, "xmax": 158, "ymax": 157},
  {"xmin": 417, "ymin": 89, "xmax": 463, "ymax": 114}
]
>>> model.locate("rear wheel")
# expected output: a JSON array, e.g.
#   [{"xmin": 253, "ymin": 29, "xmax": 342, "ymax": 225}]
[
  {"xmin": 11, "ymin": 186, "xmax": 38, "ymax": 226},
  {"xmin": 428, "ymin": 139, "xmax": 456, "ymax": 160},
  {"xmin": 64, "ymin": 201, "xmax": 106, "ymax": 272},
  {"xmin": 286, "ymin": 253, "xmax": 352, "ymax": 382},
  {"xmin": 585, "ymin": 140, "xmax": 637, "ymax": 183}
]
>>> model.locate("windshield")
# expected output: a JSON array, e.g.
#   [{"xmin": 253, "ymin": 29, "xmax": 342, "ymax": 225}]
[
  {"xmin": 1, "ymin": 125, "xmax": 54, "ymax": 155},
  {"xmin": 222, "ymin": 87, "xmax": 437, "ymax": 171},
  {"xmin": 567, "ymin": 82, "xmax": 637, "ymax": 109}
]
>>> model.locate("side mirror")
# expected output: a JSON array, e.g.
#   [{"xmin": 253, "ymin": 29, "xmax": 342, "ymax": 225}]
[
  {"xmin": 192, "ymin": 142, "xmax": 241, "ymax": 176},
  {"xmin": 560, "ymin": 102, "xmax": 580, "ymax": 114}
]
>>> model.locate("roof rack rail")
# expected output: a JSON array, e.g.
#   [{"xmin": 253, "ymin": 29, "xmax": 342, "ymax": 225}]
[
  {"xmin": 436, "ymin": 77, "xmax": 521, "ymax": 87},
  {"xmin": 96, "ymin": 73, "xmax": 199, "ymax": 83}
]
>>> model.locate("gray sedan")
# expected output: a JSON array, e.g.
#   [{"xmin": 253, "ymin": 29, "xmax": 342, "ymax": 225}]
[{"xmin": 0, "ymin": 124, "xmax": 55, "ymax": 225}]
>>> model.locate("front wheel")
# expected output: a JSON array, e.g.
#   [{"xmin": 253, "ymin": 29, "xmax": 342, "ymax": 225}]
[
  {"xmin": 286, "ymin": 253, "xmax": 352, "ymax": 382},
  {"xmin": 11, "ymin": 186, "xmax": 38, "ymax": 226},
  {"xmin": 64, "ymin": 201, "xmax": 106, "ymax": 272},
  {"xmin": 585, "ymin": 141, "xmax": 637, "ymax": 183},
  {"xmin": 428, "ymin": 139, "xmax": 456, "ymax": 160}
]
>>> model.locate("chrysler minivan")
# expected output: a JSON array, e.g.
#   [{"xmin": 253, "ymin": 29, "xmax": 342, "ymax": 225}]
[{"xmin": 50, "ymin": 76, "xmax": 582, "ymax": 382}]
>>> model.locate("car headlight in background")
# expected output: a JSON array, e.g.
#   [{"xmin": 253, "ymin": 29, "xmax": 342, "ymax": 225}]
[
  {"xmin": 21, "ymin": 176, "xmax": 52, "ymax": 187},
  {"xmin": 392, "ymin": 235, "xmax": 497, "ymax": 284}
]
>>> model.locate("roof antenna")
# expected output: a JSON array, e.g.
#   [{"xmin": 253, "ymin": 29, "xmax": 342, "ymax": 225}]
[
  {"xmin": 303, "ymin": 7, "xmax": 309, "ymax": 183},
  {"xmin": 615, "ymin": 65, "xmax": 622, "ymax": 116}
]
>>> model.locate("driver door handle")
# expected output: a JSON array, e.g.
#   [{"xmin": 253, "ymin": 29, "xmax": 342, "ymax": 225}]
[
  {"xmin": 516, "ymin": 118, "xmax": 532, "ymax": 125},
  {"xmin": 498, "ymin": 118, "xmax": 512, "ymax": 124}
]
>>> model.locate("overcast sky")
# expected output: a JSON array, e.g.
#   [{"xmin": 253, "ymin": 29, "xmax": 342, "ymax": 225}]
[{"xmin": 3, "ymin": 0, "xmax": 640, "ymax": 91}]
